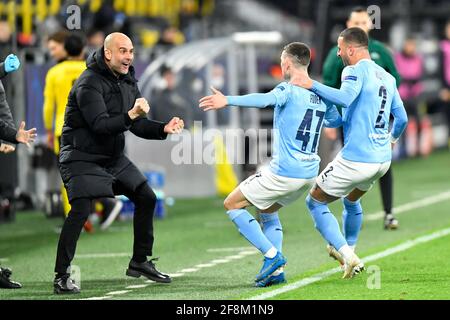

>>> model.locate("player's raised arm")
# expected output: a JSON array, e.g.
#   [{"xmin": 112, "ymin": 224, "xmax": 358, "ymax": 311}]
[{"xmin": 199, "ymin": 86, "xmax": 281, "ymax": 111}]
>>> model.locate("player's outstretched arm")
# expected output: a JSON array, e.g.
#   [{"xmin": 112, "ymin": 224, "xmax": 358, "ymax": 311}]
[
  {"xmin": 199, "ymin": 86, "xmax": 278, "ymax": 111},
  {"xmin": 199, "ymin": 87, "xmax": 229, "ymax": 111}
]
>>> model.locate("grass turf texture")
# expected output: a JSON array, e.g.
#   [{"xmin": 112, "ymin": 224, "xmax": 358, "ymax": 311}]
[{"xmin": 0, "ymin": 150, "xmax": 449, "ymax": 300}]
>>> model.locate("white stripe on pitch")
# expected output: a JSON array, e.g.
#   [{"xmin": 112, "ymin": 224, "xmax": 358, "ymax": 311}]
[
  {"xmin": 248, "ymin": 227, "xmax": 450, "ymax": 300},
  {"xmin": 75, "ymin": 253, "xmax": 129, "ymax": 259},
  {"xmin": 365, "ymin": 190, "xmax": 450, "ymax": 221}
]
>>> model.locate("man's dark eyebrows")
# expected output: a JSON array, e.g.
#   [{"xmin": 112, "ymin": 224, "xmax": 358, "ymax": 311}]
[{"xmin": 118, "ymin": 46, "xmax": 134, "ymax": 51}]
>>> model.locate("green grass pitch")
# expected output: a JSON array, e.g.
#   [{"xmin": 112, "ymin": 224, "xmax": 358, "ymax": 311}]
[{"xmin": 0, "ymin": 150, "xmax": 449, "ymax": 300}]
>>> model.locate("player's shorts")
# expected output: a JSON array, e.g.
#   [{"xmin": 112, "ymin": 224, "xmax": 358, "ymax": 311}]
[
  {"xmin": 317, "ymin": 154, "xmax": 391, "ymax": 198},
  {"xmin": 239, "ymin": 166, "xmax": 315, "ymax": 210}
]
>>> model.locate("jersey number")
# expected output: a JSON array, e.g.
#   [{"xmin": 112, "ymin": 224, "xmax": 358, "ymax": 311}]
[
  {"xmin": 375, "ymin": 86, "xmax": 387, "ymax": 128},
  {"xmin": 296, "ymin": 109, "xmax": 325, "ymax": 153}
]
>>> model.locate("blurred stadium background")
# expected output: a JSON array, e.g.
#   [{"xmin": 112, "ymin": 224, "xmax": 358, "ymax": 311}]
[{"xmin": 0, "ymin": 0, "xmax": 449, "ymax": 300}]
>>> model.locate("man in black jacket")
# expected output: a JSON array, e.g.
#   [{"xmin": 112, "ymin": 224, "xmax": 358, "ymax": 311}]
[
  {"xmin": 0, "ymin": 54, "xmax": 37, "ymax": 289},
  {"xmin": 0, "ymin": 54, "xmax": 21, "ymax": 153},
  {"xmin": 53, "ymin": 33, "xmax": 184, "ymax": 294},
  {"xmin": 0, "ymin": 111, "xmax": 36, "ymax": 292}
]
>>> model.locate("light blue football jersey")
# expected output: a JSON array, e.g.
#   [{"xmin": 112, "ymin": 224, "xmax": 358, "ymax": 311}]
[
  {"xmin": 269, "ymin": 82, "xmax": 336, "ymax": 179},
  {"xmin": 338, "ymin": 59, "xmax": 404, "ymax": 163}
]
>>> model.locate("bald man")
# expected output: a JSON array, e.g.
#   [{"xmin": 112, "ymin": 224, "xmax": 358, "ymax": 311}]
[{"xmin": 53, "ymin": 33, "xmax": 184, "ymax": 294}]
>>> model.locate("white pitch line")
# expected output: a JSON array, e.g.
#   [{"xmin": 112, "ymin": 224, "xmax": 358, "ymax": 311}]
[
  {"xmin": 106, "ymin": 290, "xmax": 132, "ymax": 295},
  {"xmin": 81, "ymin": 296, "xmax": 111, "ymax": 300},
  {"xmin": 126, "ymin": 284, "xmax": 149, "ymax": 289},
  {"xmin": 80, "ymin": 248, "xmax": 257, "ymax": 300},
  {"xmin": 0, "ymin": 258, "xmax": 9, "ymax": 263},
  {"xmin": 168, "ymin": 273, "xmax": 185, "ymax": 278},
  {"xmin": 179, "ymin": 268, "xmax": 199, "ymax": 273},
  {"xmin": 248, "ymin": 226, "xmax": 450, "ymax": 300},
  {"xmin": 239, "ymin": 250, "xmax": 259, "ymax": 256},
  {"xmin": 210, "ymin": 259, "xmax": 231, "ymax": 264},
  {"xmin": 195, "ymin": 263, "xmax": 216, "ymax": 268},
  {"xmin": 76, "ymin": 253, "xmax": 129, "ymax": 259},
  {"xmin": 365, "ymin": 190, "xmax": 450, "ymax": 221},
  {"xmin": 207, "ymin": 246, "xmax": 255, "ymax": 253},
  {"xmin": 225, "ymin": 255, "xmax": 248, "ymax": 260}
]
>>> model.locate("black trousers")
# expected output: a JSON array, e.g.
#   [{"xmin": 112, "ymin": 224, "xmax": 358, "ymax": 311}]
[{"xmin": 54, "ymin": 182, "xmax": 156, "ymax": 274}]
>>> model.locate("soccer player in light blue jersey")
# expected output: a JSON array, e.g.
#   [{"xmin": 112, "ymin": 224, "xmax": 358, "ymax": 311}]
[
  {"xmin": 295, "ymin": 28, "xmax": 408, "ymax": 278},
  {"xmin": 199, "ymin": 42, "xmax": 341, "ymax": 287}
]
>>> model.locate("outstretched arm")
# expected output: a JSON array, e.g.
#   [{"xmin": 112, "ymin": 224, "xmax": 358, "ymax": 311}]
[{"xmin": 199, "ymin": 87, "xmax": 278, "ymax": 111}]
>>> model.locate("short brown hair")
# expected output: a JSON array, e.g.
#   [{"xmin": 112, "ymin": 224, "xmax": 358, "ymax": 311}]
[
  {"xmin": 339, "ymin": 27, "xmax": 368, "ymax": 48},
  {"xmin": 283, "ymin": 42, "xmax": 311, "ymax": 67}
]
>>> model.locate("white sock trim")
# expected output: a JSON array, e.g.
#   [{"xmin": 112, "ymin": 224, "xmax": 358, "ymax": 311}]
[
  {"xmin": 338, "ymin": 245, "xmax": 354, "ymax": 262},
  {"xmin": 264, "ymin": 247, "xmax": 277, "ymax": 259}
]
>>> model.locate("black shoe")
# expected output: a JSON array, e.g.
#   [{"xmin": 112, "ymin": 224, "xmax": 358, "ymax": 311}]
[
  {"xmin": 0, "ymin": 267, "xmax": 22, "ymax": 289},
  {"xmin": 54, "ymin": 273, "xmax": 80, "ymax": 294},
  {"xmin": 126, "ymin": 258, "xmax": 172, "ymax": 283},
  {"xmin": 384, "ymin": 214, "xmax": 399, "ymax": 230}
]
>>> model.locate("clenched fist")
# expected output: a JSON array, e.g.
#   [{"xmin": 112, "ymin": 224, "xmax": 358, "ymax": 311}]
[
  {"xmin": 164, "ymin": 117, "xmax": 184, "ymax": 134},
  {"xmin": 128, "ymin": 98, "xmax": 150, "ymax": 120},
  {"xmin": 0, "ymin": 143, "xmax": 15, "ymax": 154}
]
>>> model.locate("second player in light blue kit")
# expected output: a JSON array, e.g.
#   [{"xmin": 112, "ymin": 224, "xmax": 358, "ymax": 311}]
[
  {"xmin": 295, "ymin": 27, "xmax": 408, "ymax": 278},
  {"xmin": 199, "ymin": 42, "xmax": 340, "ymax": 287}
]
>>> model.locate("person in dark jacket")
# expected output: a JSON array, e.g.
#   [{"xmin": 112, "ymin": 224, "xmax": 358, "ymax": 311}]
[
  {"xmin": 1, "ymin": 54, "xmax": 37, "ymax": 290},
  {"xmin": 53, "ymin": 33, "xmax": 184, "ymax": 295},
  {"xmin": 0, "ymin": 54, "xmax": 21, "ymax": 153}
]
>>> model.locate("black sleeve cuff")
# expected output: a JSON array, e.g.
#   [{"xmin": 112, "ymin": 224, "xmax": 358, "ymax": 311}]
[
  {"xmin": 0, "ymin": 63, "xmax": 7, "ymax": 79},
  {"xmin": 124, "ymin": 113, "xmax": 133, "ymax": 127},
  {"xmin": 159, "ymin": 122, "xmax": 168, "ymax": 139}
]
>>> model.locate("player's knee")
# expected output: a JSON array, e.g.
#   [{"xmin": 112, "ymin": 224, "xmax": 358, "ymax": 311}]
[{"xmin": 223, "ymin": 196, "xmax": 237, "ymax": 211}]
